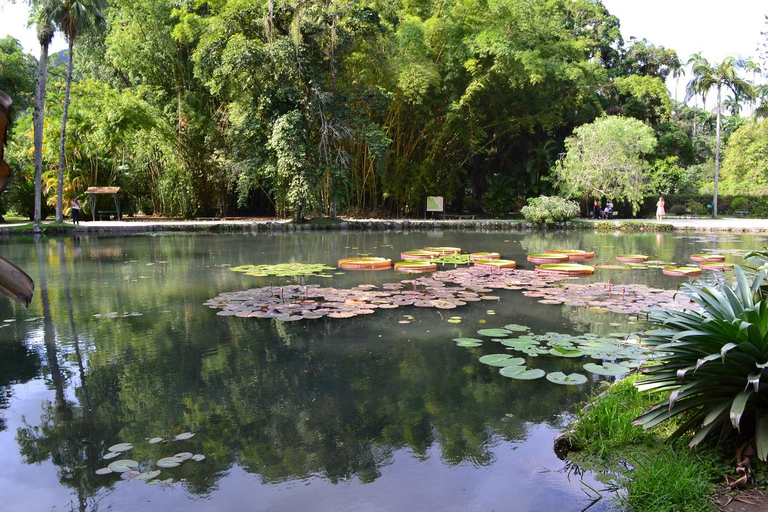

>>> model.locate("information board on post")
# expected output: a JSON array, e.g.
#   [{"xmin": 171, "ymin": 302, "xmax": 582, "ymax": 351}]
[{"xmin": 426, "ymin": 196, "xmax": 444, "ymax": 212}]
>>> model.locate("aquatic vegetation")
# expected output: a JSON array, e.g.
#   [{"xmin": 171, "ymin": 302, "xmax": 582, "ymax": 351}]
[
  {"xmin": 689, "ymin": 254, "xmax": 725, "ymax": 262},
  {"xmin": 545, "ymin": 250, "xmax": 595, "ymax": 261},
  {"xmin": 394, "ymin": 261, "xmax": 438, "ymax": 273},
  {"xmin": 698, "ymin": 262, "xmax": 733, "ymax": 271},
  {"xmin": 615, "ymin": 254, "xmax": 649, "ymax": 263},
  {"xmin": 662, "ymin": 267, "xmax": 702, "ymax": 277},
  {"xmin": 401, "ymin": 250, "xmax": 439, "ymax": 259},
  {"xmin": 470, "ymin": 252, "xmax": 500, "ymax": 260},
  {"xmin": 527, "ymin": 253, "xmax": 569, "ymax": 264},
  {"xmin": 473, "ymin": 259, "xmax": 516, "ymax": 269},
  {"xmin": 535, "ymin": 264, "xmax": 595, "ymax": 276},
  {"xmin": 422, "ymin": 247, "xmax": 461, "ymax": 255},
  {"xmin": 229, "ymin": 263, "xmax": 336, "ymax": 277},
  {"xmin": 338, "ymin": 257, "xmax": 392, "ymax": 270}
]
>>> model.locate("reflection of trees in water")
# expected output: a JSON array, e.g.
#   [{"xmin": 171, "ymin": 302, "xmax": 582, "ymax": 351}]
[
  {"xmin": 11, "ymin": 234, "xmax": 600, "ymax": 502},
  {"xmin": 0, "ymin": 338, "xmax": 40, "ymax": 432}
]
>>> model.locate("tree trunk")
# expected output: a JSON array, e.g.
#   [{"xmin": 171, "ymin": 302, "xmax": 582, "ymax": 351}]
[
  {"xmin": 713, "ymin": 85, "xmax": 721, "ymax": 218},
  {"xmin": 33, "ymin": 41, "xmax": 50, "ymax": 222},
  {"xmin": 56, "ymin": 39, "xmax": 75, "ymax": 222}
]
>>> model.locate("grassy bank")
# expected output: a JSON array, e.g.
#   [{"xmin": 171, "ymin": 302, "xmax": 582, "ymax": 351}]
[{"xmin": 564, "ymin": 376, "xmax": 767, "ymax": 511}]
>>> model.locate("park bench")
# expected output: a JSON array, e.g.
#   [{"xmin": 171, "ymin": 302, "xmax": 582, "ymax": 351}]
[
  {"xmin": 735, "ymin": 211, "xmax": 749, "ymax": 217},
  {"xmin": 98, "ymin": 210, "xmax": 118, "ymax": 220},
  {"xmin": 443, "ymin": 214, "xmax": 476, "ymax": 220}
]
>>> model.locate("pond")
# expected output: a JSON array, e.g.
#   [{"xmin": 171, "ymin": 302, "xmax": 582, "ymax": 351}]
[{"xmin": 0, "ymin": 229, "xmax": 762, "ymax": 512}]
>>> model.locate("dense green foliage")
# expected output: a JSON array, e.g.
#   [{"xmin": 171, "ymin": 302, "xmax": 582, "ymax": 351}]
[{"xmin": 1, "ymin": 1, "xmax": 766, "ymax": 219}]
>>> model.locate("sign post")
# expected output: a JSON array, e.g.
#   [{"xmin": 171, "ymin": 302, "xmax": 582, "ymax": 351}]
[{"xmin": 426, "ymin": 196, "xmax": 444, "ymax": 219}]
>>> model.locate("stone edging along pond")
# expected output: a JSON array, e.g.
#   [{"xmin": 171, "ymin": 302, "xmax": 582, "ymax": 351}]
[{"xmin": 4, "ymin": 217, "xmax": 768, "ymax": 235}]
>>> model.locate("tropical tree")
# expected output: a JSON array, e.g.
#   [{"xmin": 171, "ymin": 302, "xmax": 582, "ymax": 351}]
[
  {"xmin": 686, "ymin": 54, "xmax": 755, "ymax": 217},
  {"xmin": 553, "ymin": 116, "xmax": 657, "ymax": 214},
  {"xmin": 46, "ymin": 0, "xmax": 106, "ymax": 221},
  {"xmin": 31, "ymin": 3, "xmax": 56, "ymax": 222}
]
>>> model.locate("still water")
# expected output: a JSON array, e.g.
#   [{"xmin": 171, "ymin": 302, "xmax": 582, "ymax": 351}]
[{"xmin": 0, "ymin": 229, "xmax": 762, "ymax": 512}]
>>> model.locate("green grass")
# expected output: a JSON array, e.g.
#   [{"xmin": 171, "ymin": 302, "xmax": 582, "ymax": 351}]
[
  {"xmin": 0, "ymin": 221, "xmax": 73, "ymax": 234},
  {"xmin": 567, "ymin": 376, "xmax": 767, "ymax": 511}
]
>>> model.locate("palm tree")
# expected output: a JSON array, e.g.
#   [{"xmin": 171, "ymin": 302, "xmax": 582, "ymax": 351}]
[
  {"xmin": 32, "ymin": 5, "xmax": 56, "ymax": 222},
  {"xmin": 47, "ymin": 0, "xmax": 106, "ymax": 222},
  {"xmin": 686, "ymin": 54, "xmax": 755, "ymax": 217},
  {"xmin": 755, "ymin": 84, "xmax": 768, "ymax": 119}
]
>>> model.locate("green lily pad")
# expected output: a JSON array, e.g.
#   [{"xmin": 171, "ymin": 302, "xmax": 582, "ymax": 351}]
[
  {"xmin": 148, "ymin": 437, "xmax": 165, "ymax": 444},
  {"xmin": 134, "ymin": 470, "xmax": 162, "ymax": 481},
  {"xmin": 174, "ymin": 432, "xmax": 195, "ymax": 441},
  {"xmin": 583, "ymin": 362, "xmax": 630, "ymax": 376},
  {"xmin": 230, "ymin": 263, "xmax": 336, "ymax": 277},
  {"xmin": 503, "ymin": 324, "xmax": 530, "ymax": 332},
  {"xmin": 95, "ymin": 468, "xmax": 112, "ymax": 475},
  {"xmin": 549, "ymin": 347, "xmax": 584, "ymax": 358},
  {"xmin": 477, "ymin": 328, "xmax": 511, "ymax": 337},
  {"xmin": 108, "ymin": 443, "xmax": 133, "ymax": 452},
  {"xmin": 546, "ymin": 372, "xmax": 588, "ymax": 385},
  {"xmin": 103, "ymin": 451, "xmax": 121, "ymax": 460},
  {"xmin": 191, "ymin": 454, "xmax": 206, "ymax": 462},
  {"xmin": 107, "ymin": 459, "xmax": 139, "ymax": 473},
  {"xmin": 121, "ymin": 470, "xmax": 142, "ymax": 480},
  {"xmin": 157, "ymin": 457, "xmax": 184, "ymax": 468},
  {"xmin": 455, "ymin": 339, "xmax": 483, "ymax": 347},
  {"xmin": 478, "ymin": 354, "xmax": 526, "ymax": 367},
  {"xmin": 500, "ymin": 367, "xmax": 546, "ymax": 380},
  {"xmin": 174, "ymin": 452, "xmax": 193, "ymax": 460}
]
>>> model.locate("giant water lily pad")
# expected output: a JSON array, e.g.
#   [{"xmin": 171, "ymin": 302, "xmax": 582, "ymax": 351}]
[
  {"xmin": 478, "ymin": 354, "xmax": 526, "ymax": 367},
  {"xmin": 230, "ymin": 263, "xmax": 336, "ymax": 277},
  {"xmin": 107, "ymin": 459, "xmax": 139, "ymax": 473},
  {"xmin": 499, "ymin": 367, "xmax": 546, "ymax": 380},
  {"xmin": 546, "ymin": 372, "xmax": 588, "ymax": 385},
  {"xmin": 503, "ymin": 323, "xmax": 529, "ymax": 332},
  {"xmin": 583, "ymin": 362, "xmax": 630, "ymax": 376}
]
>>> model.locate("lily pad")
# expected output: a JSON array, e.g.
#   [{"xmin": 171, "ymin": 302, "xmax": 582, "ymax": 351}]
[
  {"xmin": 174, "ymin": 432, "xmax": 195, "ymax": 441},
  {"xmin": 148, "ymin": 437, "xmax": 165, "ymax": 444},
  {"xmin": 230, "ymin": 262, "xmax": 336, "ymax": 277},
  {"xmin": 549, "ymin": 347, "xmax": 584, "ymax": 358},
  {"xmin": 107, "ymin": 459, "xmax": 139, "ymax": 473},
  {"xmin": 583, "ymin": 362, "xmax": 630, "ymax": 376},
  {"xmin": 191, "ymin": 454, "xmax": 206, "ymax": 462},
  {"xmin": 95, "ymin": 468, "xmax": 113, "ymax": 475},
  {"xmin": 499, "ymin": 367, "xmax": 546, "ymax": 380},
  {"xmin": 503, "ymin": 324, "xmax": 529, "ymax": 332},
  {"xmin": 546, "ymin": 372, "xmax": 588, "ymax": 385},
  {"xmin": 157, "ymin": 457, "xmax": 184, "ymax": 468},
  {"xmin": 103, "ymin": 451, "xmax": 122, "ymax": 460},
  {"xmin": 477, "ymin": 328, "xmax": 511, "ymax": 337},
  {"xmin": 454, "ymin": 338, "xmax": 483, "ymax": 347},
  {"xmin": 121, "ymin": 470, "xmax": 142, "ymax": 480},
  {"xmin": 478, "ymin": 354, "xmax": 526, "ymax": 367},
  {"xmin": 174, "ymin": 452, "xmax": 193, "ymax": 460},
  {"xmin": 134, "ymin": 470, "xmax": 162, "ymax": 481},
  {"xmin": 108, "ymin": 442, "xmax": 133, "ymax": 452}
]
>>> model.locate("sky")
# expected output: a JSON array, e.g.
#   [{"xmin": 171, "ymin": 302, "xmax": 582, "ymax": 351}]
[{"xmin": 1, "ymin": 0, "xmax": 766, "ymax": 88}]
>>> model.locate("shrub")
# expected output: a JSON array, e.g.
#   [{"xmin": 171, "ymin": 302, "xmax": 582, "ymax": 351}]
[
  {"xmin": 633, "ymin": 266, "xmax": 768, "ymax": 460},
  {"xmin": 669, "ymin": 204, "xmax": 687, "ymax": 216},
  {"xmin": 731, "ymin": 196, "xmax": 750, "ymax": 212},
  {"xmin": 520, "ymin": 195, "xmax": 580, "ymax": 224},
  {"xmin": 685, "ymin": 200, "xmax": 707, "ymax": 216}
]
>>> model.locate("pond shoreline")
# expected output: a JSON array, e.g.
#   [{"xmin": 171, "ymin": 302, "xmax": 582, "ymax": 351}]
[{"xmin": 2, "ymin": 216, "xmax": 766, "ymax": 235}]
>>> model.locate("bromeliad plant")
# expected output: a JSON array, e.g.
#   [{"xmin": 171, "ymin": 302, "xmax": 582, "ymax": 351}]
[{"xmin": 633, "ymin": 266, "xmax": 768, "ymax": 460}]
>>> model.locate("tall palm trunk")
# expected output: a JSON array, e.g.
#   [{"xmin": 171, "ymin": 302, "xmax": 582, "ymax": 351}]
[
  {"xmin": 713, "ymin": 85, "xmax": 722, "ymax": 218},
  {"xmin": 34, "ymin": 24, "xmax": 53, "ymax": 222},
  {"xmin": 56, "ymin": 38, "xmax": 75, "ymax": 222}
]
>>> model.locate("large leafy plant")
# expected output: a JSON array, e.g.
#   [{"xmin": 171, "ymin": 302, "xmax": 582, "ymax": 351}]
[
  {"xmin": 520, "ymin": 195, "xmax": 580, "ymax": 224},
  {"xmin": 633, "ymin": 266, "xmax": 768, "ymax": 460}
]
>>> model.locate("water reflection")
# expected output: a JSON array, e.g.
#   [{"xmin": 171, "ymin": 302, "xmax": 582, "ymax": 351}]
[{"xmin": 0, "ymin": 230, "xmax": 761, "ymax": 511}]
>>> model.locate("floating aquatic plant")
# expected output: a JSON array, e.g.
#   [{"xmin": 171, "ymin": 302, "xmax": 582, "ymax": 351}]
[
  {"xmin": 422, "ymin": 247, "xmax": 461, "ymax": 255},
  {"xmin": 478, "ymin": 354, "xmax": 526, "ymax": 367},
  {"xmin": 615, "ymin": 254, "xmax": 649, "ymax": 263},
  {"xmin": 338, "ymin": 257, "xmax": 392, "ymax": 270},
  {"xmin": 689, "ymin": 254, "xmax": 725, "ymax": 262},
  {"xmin": 401, "ymin": 250, "xmax": 439, "ymax": 260},
  {"xmin": 394, "ymin": 261, "xmax": 438, "ymax": 273},
  {"xmin": 535, "ymin": 263, "xmax": 594, "ymax": 276},
  {"xmin": 662, "ymin": 267, "xmax": 702, "ymax": 277},
  {"xmin": 527, "ymin": 253, "xmax": 569, "ymax": 264},
  {"xmin": 545, "ymin": 250, "xmax": 595, "ymax": 261},
  {"xmin": 229, "ymin": 263, "xmax": 335, "ymax": 277},
  {"xmin": 546, "ymin": 372, "xmax": 588, "ymax": 385},
  {"xmin": 474, "ymin": 259, "xmax": 516, "ymax": 269}
]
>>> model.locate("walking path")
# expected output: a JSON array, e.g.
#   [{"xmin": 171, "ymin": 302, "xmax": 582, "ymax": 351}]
[{"xmin": 4, "ymin": 215, "xmax": 768, "ymax": 234}]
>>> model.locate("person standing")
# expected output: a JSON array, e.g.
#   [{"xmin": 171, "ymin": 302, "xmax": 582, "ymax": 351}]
[
  {"xmin": 71, "ymin": 197, "xmax": 81, "ymax": 225},
  {"xmin": 593, "ymin": 200, "xmax": 602, "ymax": 219},
  {"xmin": 656, "ymin": 197, "xmax": 665, "ymax": 221}
]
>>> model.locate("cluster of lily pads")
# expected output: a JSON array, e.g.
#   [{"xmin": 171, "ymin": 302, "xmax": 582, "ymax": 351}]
[
  {"xmin": 457, "ymin": 324, "xmax": 651, "ymax": 385},
  {"xmin": 95, "ymin": 432, "xmax": 203, "ymax": 484},
  {"xmin": 229, "ymin": 263, "xmax": 336, "ymax": 278},
  {"xmin": 93, "ymin": 312, "xmax": 144, "ymax": 319},
  {"xmin": 205, "ymin": 267, "xmax": 569, "ymax": 321}
]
